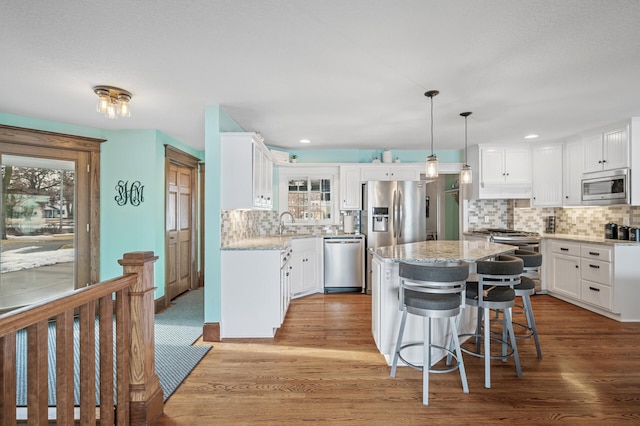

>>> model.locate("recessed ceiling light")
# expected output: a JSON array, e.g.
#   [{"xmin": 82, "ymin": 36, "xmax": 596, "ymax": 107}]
[
  {"xmin": 524, "ymin": 134, "xmax": 539, "ymax": 139},
  {"xmin": 299, "ymin": 139, "xmax": 311, "ymax": 144}
]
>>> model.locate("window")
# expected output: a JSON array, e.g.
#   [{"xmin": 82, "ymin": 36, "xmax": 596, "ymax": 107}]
[{"xmin": 287, "ymin": 177, "xmax": 332, "ymax": 222}]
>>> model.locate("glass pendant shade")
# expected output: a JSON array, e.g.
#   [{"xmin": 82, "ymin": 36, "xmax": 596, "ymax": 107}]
[
  {"xmin": 425, "ymin": 154, "xmax": 439, "ymax": 178},
  {"xmin": 117, "ymin": 94, "xmax": 131, "ymax": 117},
  {"xmin": 460, "ymin": 164, "xmax": 472, "ymax": 184},
  {"xmin": 96, "ymin": 90, "xmax": 110, "ymax": 114}
]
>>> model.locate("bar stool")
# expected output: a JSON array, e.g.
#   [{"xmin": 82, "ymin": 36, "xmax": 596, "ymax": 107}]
[
  {"xmin": 512, "ymin": 249, "xmax": 543, "ymax": 359},
  {"xmin": 455, "ymin": 255, "xmax": 523, "ymax": 389},
  {"xmin": 390, "ymin": 261, "xmax": 469, "ymax": 405}
]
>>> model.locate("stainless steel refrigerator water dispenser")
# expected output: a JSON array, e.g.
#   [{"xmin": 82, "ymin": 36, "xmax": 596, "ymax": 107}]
[{"xmin": 372, "ymin": 207, "xmax": 389, "ymax": 232}]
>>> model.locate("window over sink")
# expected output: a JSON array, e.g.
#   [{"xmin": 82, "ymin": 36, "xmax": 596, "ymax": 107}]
[{"xmin": 287, "ymin": 177, "xmax": 332, "ymax": 222}]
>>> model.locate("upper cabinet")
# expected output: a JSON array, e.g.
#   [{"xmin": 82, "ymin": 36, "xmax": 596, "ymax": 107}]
[
  {"xmin": 468, "ymin": 144, "xmax": 532, "ymax": 199},
  {"xmin": 582, "ymin": 124, "xmax": 629, "ymax": 173},
  {"xmin": 221, "ymin": 132, "xmax": 273, "ymax": 210},
  {"xmin": 563, "ymin": 137, "xmax": 583, "ymax": 206},
  {"xmin": 359, "ymin": 164, "xmax": 421, "ymax": 181},
  {"xmin": 339, "ymin": 166, "xmax": 362, "ymax": 210},
  {"xmin": 531, "ymin": 143, "xmax": 563, "ymax": 207}
]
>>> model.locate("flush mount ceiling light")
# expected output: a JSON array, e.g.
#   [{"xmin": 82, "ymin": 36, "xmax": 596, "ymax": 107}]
[
  {"xmin": 299, "ymin": 139, "xmax": 311, "ymax": 144},
  {"xmin": 524, "ymin": 134, "xmax": 539, "ymax": 139},
  {"xmin": 424, "ymin": 90, "xmax": 439, "ymax": 178},
  {"xmin": 460, "ymin": 111, "xmax": 473, "ymax": 185},
  {"xmin": 93, "ymin": 85, "xmax": 132, "ymax": 119}
]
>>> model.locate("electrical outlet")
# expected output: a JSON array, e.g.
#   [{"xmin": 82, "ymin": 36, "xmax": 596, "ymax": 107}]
[{"xmin": 484, "ymin": 216, "xmax": 490, "ymax": 223}]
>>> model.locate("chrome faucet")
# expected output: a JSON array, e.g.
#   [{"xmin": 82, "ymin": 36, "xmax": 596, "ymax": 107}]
[{"xmin": 279, "ymin": 211, "xmax": 295, "ymax": 235}]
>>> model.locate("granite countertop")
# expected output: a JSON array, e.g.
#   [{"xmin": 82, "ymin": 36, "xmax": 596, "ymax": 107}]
[
  {"xmin": 222, "ymin": 233, "xmax": 364, "ymax": 250},
  {"xmin": 542, "ymin": 233, "xmax": 640, "ymax": 246},
  {"xmin": 371, "ymin": 240, "xmax": 516, "ymax": 263}
]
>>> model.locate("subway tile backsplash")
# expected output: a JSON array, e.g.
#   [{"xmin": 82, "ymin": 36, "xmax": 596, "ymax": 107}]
[{"xmin": 469, "ymin": 200, "xmax": 640, "ymax": 237}]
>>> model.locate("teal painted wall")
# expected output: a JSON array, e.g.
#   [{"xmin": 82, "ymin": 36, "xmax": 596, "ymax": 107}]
[
  {"xmin": 278, "ymin": 148, "xmax": 463, "ymax": 164},
  {"xmin": 203, "ymin": 106, "xmax": 245, "ymax": 324}
]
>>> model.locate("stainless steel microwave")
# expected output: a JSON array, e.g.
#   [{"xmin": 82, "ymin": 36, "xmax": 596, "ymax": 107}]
[{"xmin": 581, "ymin": 168, "xmax": 630, "ymax": 205}]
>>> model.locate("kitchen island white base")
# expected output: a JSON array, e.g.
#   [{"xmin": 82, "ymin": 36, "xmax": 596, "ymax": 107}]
[
  {"xmin": 369, "ymin": 240, "xmax": 517, "ymax": 366},
  {"xmin": 372, "ymin": 256, "xmax": 478, "ymax": 366}
]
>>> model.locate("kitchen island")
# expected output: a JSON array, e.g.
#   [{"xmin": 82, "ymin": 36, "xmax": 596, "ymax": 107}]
[{"xmin": 370, "ymin": 240, "xmax": 516, "ymax": 365}]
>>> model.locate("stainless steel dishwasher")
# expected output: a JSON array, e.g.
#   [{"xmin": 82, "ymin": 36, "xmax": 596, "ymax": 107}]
[{"xmin": 323, "ymin": 236, "xmax": 365, "ymax": 293}]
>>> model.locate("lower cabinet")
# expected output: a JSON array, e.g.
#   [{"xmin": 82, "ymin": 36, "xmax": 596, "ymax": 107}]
[
  {"xmin": 549, "ymin": 241, "xmax": 581, "ymax": 299},
  {"xmin": 545, "ymin": 239, "xmax": 640, "ymax": 321},
  {"xmin": 291, "ymin": 238, "xmax": 321, "ymax": 298},
  {"xmin": 221, "ymin": 250, "xmax": 286, "ymax": 338}
]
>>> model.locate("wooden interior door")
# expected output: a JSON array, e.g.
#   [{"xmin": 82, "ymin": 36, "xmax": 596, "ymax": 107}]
[
  {"xmin": 165, "ymin": 145, "xmax": 200, "ymax": 306},
  {"xmin": 167, "ymin": 163, "xmax": 194, "ymax": 301}
]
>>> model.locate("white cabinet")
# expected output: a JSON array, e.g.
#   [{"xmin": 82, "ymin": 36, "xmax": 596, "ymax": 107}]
[
  {"xmin": 280, "ymin": 245, "xmax": 293, "ymax": 325},
  {"xmin": 549, "ymin": 241, "xmax": 581, "ymax": 299},
  {"xmin": 582, "ymin": 124, "xmax": 629, "ymax": 173},
  {"xmin": 563, "ymin": 137, "xmax": 583, "ymax": 206},
  {"xmin": 531, "ymin": 143, "xmax": 563, "ymax": 207},
  {"xmin": 221, "ymin": 132, "xmax": 273, "ymax": 210},
  {"xmin": 221, "ymin": 250, "xmax": 282, "ymax": 338},
  {"xmin": 481, "ymin": 146, "xmax": 531, "ymax": 185},
  {"xmin": 360, "ymin": 164, "xmax": 421, "ymax": 181},
  {"xmin": 339, "ymin": 166, "xmax": 362, "ymax": 210},
  {"xmin": 291, "ymin": 238, "xmax": 320, "ymax": 297},
  {"xmin": 469, "ymin": 144, "xmax": 532, "ymax": 199},
  {"xmin": 545, "ymin": 238, "xmax": 640, "ymax": 321}
]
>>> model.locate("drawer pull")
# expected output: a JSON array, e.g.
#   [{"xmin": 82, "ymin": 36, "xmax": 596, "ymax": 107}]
[
  {"xmin": 560, "ymin": 247, "xmax": 569, "ymax": 251},
  {"xmin": 589, "ymin": 286, "xmax": 600, "ymax": 292},
  {"xmin": 589, "ymin": 264, "xmax": 600, "ymax": 269},
  {"xmin": 588, "ymin": 251, "xmax": 600, "ymax": 256}
]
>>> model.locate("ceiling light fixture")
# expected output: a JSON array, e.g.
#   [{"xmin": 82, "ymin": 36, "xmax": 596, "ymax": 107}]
[
  {"xmin": 299, "ymin": 139, "xmax": 311, "ymax": 144},
  {"xmin": 460, "ymin": 111, "xmax": 473, "ymax": 185},
  {"xmin": 524, "ymin": 134, "xmax": 539, "ymax": 139},
  {"xmin": 424, "ymin": 90, "xmax": 439, "ymax": 178},
  {"xmin": 93, "ymin": 86, "xmax": 132, "ymax": 119}
]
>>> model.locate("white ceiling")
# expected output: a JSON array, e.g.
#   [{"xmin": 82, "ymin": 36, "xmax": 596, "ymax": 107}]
[{"xmin": 2, "ymin": 1, "xmax": 640, "ymax": 152}]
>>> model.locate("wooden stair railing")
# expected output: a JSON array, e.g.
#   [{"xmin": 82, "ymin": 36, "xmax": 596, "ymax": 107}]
[{"xmin": 0, "ymin": 251, "xmax": 162, "ymax": 425}]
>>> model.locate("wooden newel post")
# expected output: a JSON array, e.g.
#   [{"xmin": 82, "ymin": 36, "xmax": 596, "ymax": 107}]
[{"xmin": 119, "ymin": 251, "xmax": 163, "ymax": 425}]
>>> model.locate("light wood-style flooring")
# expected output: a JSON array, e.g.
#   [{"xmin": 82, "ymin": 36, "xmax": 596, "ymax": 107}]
[{"xmin": 157, "ymin": 293, "xmax": 640, "ymax": 425}]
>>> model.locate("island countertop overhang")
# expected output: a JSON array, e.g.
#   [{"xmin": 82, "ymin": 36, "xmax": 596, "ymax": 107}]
[{"xmin": 370, "ymin": 240, "xmax": 517, "ymax": 263}]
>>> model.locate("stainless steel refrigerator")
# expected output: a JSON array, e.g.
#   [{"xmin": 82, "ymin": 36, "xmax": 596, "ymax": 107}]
[{"xmin": 362, "ymin": 181, "xmax": 428, "ymax": 292}]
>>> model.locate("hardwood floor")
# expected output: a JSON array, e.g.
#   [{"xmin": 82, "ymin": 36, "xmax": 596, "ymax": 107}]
[{"xmin": 157, "ymin": 293, "xmax": 640, "ymax": 425}]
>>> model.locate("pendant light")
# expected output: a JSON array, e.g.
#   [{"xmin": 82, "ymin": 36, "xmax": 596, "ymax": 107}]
[
  {"xmin": 460, "ymin": 111, "xmax": 473, "ymax": 184},
  {"xmin": 425, "ymin": 90, "xmax": 439, "ymax": 178}
]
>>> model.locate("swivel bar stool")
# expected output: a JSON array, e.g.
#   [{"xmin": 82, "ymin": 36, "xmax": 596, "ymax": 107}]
[
  {"xmin": 455, "ymin": 254, "xmax": 523, "ymax": 389},
  {"xmin": 390, "ymin": 261, "xmax": 469, "ymax": 406},
  {"xmin": 511, "ymin": 249, "xmax": 543, "ymax": 359}
]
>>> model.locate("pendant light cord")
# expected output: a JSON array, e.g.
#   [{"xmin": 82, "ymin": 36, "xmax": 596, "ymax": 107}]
[
  {"xmin": 464, "ymin": 114, "xmax": 468, "ymax": 164},
  {"xmin": 430, "ymin": 96, "xmax": 434, "ymax": 155}
]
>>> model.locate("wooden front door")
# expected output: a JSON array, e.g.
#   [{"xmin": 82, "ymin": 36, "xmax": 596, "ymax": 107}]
[{"xmin": 165, "ymin": 146, "xmax": 199, "ymax": 303}]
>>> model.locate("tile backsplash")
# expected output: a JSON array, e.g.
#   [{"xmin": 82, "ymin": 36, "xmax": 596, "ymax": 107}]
[
  {"xmin": 221, "ymin": 210, "xmax": 351, "ymax": 246},
  {"xmin": 469, "ymin": 200, "xmax": 640, "ymax": 237}
]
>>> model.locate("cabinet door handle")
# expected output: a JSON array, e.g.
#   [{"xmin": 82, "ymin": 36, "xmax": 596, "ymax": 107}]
[
  {"xmin": 560, "ymin": 247, "xmax": 569, "ymax": 251},
  {"xmin": 598, "ymin": 160, "xmax": 603, "ymax": 164},
  {"xmin": 575, "ymin": 265, "xmax": 579, "ymax": 269},
  {"xmin": 589, "ymin": 286, "xmax": 600, "ymax": 292},
  {"xmin": 588, "ymin": 251, "xmax": 600, "ymax": 256},
  {"xmin": 589, "ymin": 264, "xmax": 600, "ymax": 269}
]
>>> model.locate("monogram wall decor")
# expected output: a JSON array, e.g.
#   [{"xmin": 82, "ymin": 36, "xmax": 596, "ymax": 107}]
[{"xmin": 115, "ymin": 180, "xmax": 145, "ymax": 206}]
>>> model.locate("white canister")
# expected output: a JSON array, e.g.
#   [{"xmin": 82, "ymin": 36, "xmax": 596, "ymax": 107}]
[
  {"xmin": 343, "ymin": 215, "xmax": 355, "ymax": 234},
  {"xmin": 382, "ymin": 149, "xmax": 392, "ymax": 163}
]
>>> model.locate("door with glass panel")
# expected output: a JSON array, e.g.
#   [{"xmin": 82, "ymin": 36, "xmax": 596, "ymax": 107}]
[{"xmin": 0, "ymin": 155, "xmax": 76, "ymax": 311}]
